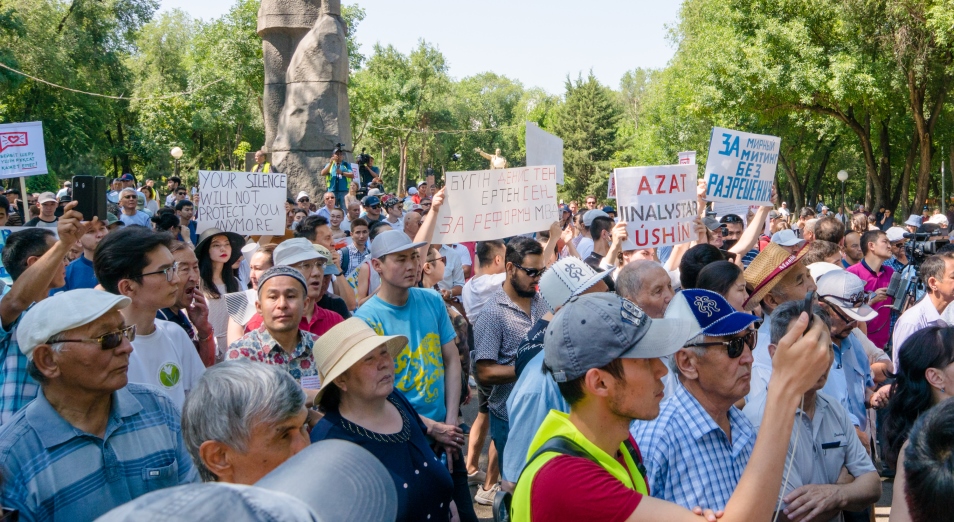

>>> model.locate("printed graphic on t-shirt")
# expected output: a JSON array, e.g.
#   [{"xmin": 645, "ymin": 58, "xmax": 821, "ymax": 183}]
[
  {"xmin": 368, "ymin": 320, "xmax": 444, "ymax": 405},
  {"xmin": 158, "ymin": 362, "xmax": 181, "ymax": 388}
]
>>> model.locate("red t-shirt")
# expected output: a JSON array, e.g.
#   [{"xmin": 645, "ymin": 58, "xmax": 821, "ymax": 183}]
[
  {"xmin": 530, "ymin": 453, "xmax": 643, "ymax": 521},
  {"xmin": 245, "ymin": 302, "xmax": 344, "ymax": 336}
]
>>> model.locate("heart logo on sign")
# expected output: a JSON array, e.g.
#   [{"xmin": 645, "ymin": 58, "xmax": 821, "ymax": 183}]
[{"xmin": 0, "ymin": 132, "xmax": 29, "ymax": 153}]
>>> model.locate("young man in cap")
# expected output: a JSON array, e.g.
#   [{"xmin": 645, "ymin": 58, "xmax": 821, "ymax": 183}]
[
  {"xmin": 504, "ymin": 258, "xmax": 612, "ymax": 482},
  {"xmin": 156, "ymin": 241, "xmax": 216, "ymax": 367},
  {"xmin": 744, "ymin": 301, "xmax": 881, "ymax": 522},
  {"xmin": 577, "ymin": 209, "xmax": 608, "ymax": 260},
  {"xmin": 95, "ymin": 227, "xmax": 205, "ymax": 409},
  {"xmin": 354, "ymin": 229, "xmax": 474, "ymax": 520},
  {"xmin": 901, "ymin": 253, "xmax": 954, "ymax": 366},
  {"xmin": 24, "ymin": 192, "xmax": 58, "ymax": 228},
  {"xmin": 631, "ymin": 289, "xmax": 762, "ymax": 511},
  {"xmin": 845, "ymin": 229, "xmax": 893, "ymax": 349},
  {"xmin": 743, "ymin": 242, "xmax": 816, "ymax": 407},
  {"xmin": 382, "ymin": 195, "xmax": 404, "ymax": 230},
  {"xmin": 361, "ymin": 194, "xmax": 385, "ymax": 223},
  {"xmin": 245, "ymin": 239, "xmax": 344, "ymax": 336},
  {"xmin": 510, "ymin": 292, "xmax": 833, "ymax": 522},
  {"xmin": 884, "ymin": 227, "xmax": 909, "ymax": 272},
  {"xmin": 0, "ymin": 205, "xmax": 87, "ymax": 423},
  {"xmin": 473, "ymin": 236, "xmax": 548, "ymax": 502},
  {"xmin": 227, "ymin": 266, "xmax": 321, "ymax": 404},
  {"xmin": 0, "ymin": 289, "xmax": 198, "ymax": 521}
]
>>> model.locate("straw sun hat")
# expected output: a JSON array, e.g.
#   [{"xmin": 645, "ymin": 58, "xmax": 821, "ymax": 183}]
[
  {"xmin": 312, "ymin": 318, "xmax": 407, "ymax": 403},
  {"xmin": 742, "ymin": 242, "xmax": 808, "ymax": 311}
]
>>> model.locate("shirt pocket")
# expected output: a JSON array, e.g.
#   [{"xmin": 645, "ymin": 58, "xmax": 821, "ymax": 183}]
[{"xmin": 142, "ymin": 461, "xmax": 179, "ymax": 489}]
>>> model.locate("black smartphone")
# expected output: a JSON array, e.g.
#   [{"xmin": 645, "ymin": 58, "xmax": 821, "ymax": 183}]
[
  {"xmin": 71, "ymin": 175, "xmax": 107, "ymax": 221},
  {"xmin": 802, "ymin": 291, "xmax": 816, "ymax": 332}
]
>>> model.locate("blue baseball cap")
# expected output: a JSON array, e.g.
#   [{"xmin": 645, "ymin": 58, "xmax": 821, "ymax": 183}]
[
  {"xmin": 665, "ymin": 289, "xmax": 760, "ymax": 341},
  {"xmin": 362, "ymin": 195, "xmax": 381, "ymax": 207},
  {"xmin": 119, "ymin": 173, "xmax": 134, "ymax": 181},
  {"xmin": 602, "ymin": 205, "xmax": 616, "ymax": 214}
]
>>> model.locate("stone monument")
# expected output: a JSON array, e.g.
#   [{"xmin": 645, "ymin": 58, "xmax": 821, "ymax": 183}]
[
  {"xmin": 476, "ymin": 147, "xmax": 508, "ymax": 169},
  {"xmin": 259, "ymin": 0, "xmax": 352, "ymax": 198}
]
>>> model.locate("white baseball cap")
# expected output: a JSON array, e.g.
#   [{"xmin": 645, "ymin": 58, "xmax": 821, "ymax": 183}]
[
  {"xmin": 296, "ymin": 191, "xmax": 309, "ymax": 201},
  {"xmin": 771, "ymin": 229, "xmax": 805, "ymax": 247},
  {"xmin": 538, "ymin": 257, "xmax": 614, "ymax": 312},
  {"xmin": 886, "ymin": 227, "xmax": 907, "ymax": 243},
  {"xmin": 815, "ymin": 269, "xmax": 878, "ymax": 322},
  {"xmin": 273, "ymin": 238, "xmax": 321, "ymax": 266},
  {"xmin": 17, "ymin": 289, "xmax": 131, "ymax": 361}
]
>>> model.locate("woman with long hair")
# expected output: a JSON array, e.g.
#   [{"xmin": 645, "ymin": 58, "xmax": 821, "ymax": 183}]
[
  {"xmin": 195, "ymin": 228, "xmax": 245, "ymax": 362},
  {"xmin": 140, "ymin": 185, "xmax": 160, "ymax": 215},
  {"xmin": 695, "ymin": 260, "xmax": 751, "ymax": 313},
  {"xmin": 881, "ymin": 325, "xmax": 954, "ymax": 469}
]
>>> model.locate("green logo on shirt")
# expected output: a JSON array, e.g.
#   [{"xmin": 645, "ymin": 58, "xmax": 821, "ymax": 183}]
[{"xmin": 158, "ymin": 363, "xmax": 181, "ymax": 388}]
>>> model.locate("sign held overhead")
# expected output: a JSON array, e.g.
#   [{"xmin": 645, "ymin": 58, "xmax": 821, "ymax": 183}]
[
  {"xmin": 0, "ymin": 121, "xmax": 48, "ymax": 179},
  {"xmin": 615, "ymin": 164, "xmax": 698, "ymax": 248},
  {"xmin": 525, "ymin": 122, "xmax": 564, "ymax": 184},
  {"xmin": 196, "ymin": 171, "xmax": 287, "ymax": 235},
  {"xmin": 704, "ymin": 127, "xmax": 779, "ymax": 206}
]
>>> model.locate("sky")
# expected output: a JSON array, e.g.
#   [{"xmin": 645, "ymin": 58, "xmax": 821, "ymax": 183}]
[{"xmin": 158, "ymin": 0, "xmax": 681, "ymax": 95}]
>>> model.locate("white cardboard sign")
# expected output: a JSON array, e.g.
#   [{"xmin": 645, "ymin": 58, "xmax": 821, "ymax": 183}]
[
  {"xmin": 616, "ymin": 164, "xmax": 698, "ymax": 248},
  {"xmin": 196, "ymin": 171, "xmax": 287, "ymax": 235},
  {"xmin": 525, "ymin": 122, "xmax": 564, "ymax": 184},
  {"xmin": 678, "ymin": 150, "xmax": 696, "ymax": 165},
  {"xmin": 704, "ymin": 127, "xmax": 780, "ymax": 206},
  {"xmin": 431, "ymin": 166, "xmax": 559, "ymax": 243},
  {"xmin": 0, "ymin": 121, "xmax": 48, "ymax": 179}
]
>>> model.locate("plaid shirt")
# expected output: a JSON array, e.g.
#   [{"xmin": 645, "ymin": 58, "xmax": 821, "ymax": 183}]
[
  {"xmin": 0, "ymin": 313, "xmax": 38, "ymax": 426},
  {"xmin": 631, "ymin": 380, "xmax": 756, "ymax": 511},
  {"xmin": 227, "ymin": 326, "xmax": 320, "ymax": 388}
]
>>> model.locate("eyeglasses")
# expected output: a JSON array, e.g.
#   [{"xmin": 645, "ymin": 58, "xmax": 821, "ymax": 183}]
[
  {"xmin": 299, "ymin": 198, "xmax": 310, "ymax": 203},
  {"xmin": 177, "ymin": 192, "xmax": 187, "ymax": 196},
  {"xmin": 49, "ymin": 324, "xmax": 136, "ymax": 350},
  {"xmin": 368, "ymin": 204, "xmax": 381, "ymax": 210},
  {"xmin": 688, "ymin": 329, "xmax": 757, "ymax": 358},
  {"xmin": 820, "ymin": 292, "xmax": 868, "ymax": 308},
  {"xmin": 295, "ymin": 260, "xmax": 325, "ymax": 273},
  {"xmin": 822, "ymin": 299, "xmax": 857, "ymax": 324},
  {"xmin": 122, "ymin": 195, "xmax": 137, "ymax": 200},
  {"xmin": 427, "ymin": 256, "xmax": 447, "ymax": 265},
  {"xmin": 420, "ymin": 201, "xmax": 431, "ymax": 206},
  {"xmin": 512, "ymin": 262, "xmax": 545, "ymax": 278},
  {"xmin": 139, "ymin": 262, "xmax": 180, "ymax": 282},
  {"xmin": 892, "ymin": 242, "xmax": 905, "ymax": 248}
]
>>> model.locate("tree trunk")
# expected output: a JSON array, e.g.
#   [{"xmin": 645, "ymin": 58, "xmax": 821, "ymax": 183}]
[{"xmin": 116, "ymin": 119, "xmax": 133, "ymax": 178}]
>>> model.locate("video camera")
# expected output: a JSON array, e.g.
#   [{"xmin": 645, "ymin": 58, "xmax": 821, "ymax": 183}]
[{"xmin": 886, "ymin": 230, "xmax": 949, "ymax": 312}]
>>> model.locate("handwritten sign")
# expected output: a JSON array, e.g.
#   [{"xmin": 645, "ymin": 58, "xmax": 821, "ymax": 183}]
[
  {"xmin": 196, "ymin": 171, "xmax": 287, "ymax": 235},
  {"xmin": 526, "ymin": 122, "xmax": 564, "ymax": 184},
  {"xmin": 704, "ymin": 127, "xmax": 780, "ymax": 206},
  {"xmin": 616, "ymin": 165, "xmax": 698, "ymax": 248},
  {"xmin": 678, "ymin": 151, "xmax": 696, "ymax": 165},
  {"xmin": 607, "ymin": 169, "xmax": 617, "ymax": 199},
  {"xmin": 0, "ymin": 122, "xmax": 48, "ymax": 179},
  {"xmin": 431, "ymin": 166, "xmax": 558, "ymax": 243}
]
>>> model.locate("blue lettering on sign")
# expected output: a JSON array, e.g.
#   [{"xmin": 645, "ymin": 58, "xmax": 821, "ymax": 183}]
[
  {"xmin": 706, "ymin": 173, "xmax": 773, "ymax": 202},
  {"xmin": 718, "ymin": 133, "xmax": 740, "ymax": 157}
]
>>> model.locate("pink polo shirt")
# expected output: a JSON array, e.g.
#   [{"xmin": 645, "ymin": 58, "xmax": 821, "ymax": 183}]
[{"xmin": 846, "ymin": 260, "xmax": 894, "ymax": 348}]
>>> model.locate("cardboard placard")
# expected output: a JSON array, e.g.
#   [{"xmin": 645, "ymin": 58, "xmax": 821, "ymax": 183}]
[
  {"xmin": 196, "ymin": 171, "xmax": 287, "ymax": 235},
  {"xmin": 431, "ymin": 166, "xmax": 558, "ymax": 243},
  {"xmin": 616, "ymin": 164, "xmax": 698, "ymax": 248},
  {"xmin": 0, "ymin": 121, "xmax": 48, "ymax": 179},
  {"xmin": 704, "ymin": 127, "xmax": 780, "ymax": 206},
  {"xmin": 678, "ymin": 151, "xmax": 696, "ymax": 165},
  {"xmin": 526, "ymin": 122, "xmax": 564, "ymax": 184},
  {"xmin": 607, "ymin": 169, "xmax": 617, "ymax": 199}
]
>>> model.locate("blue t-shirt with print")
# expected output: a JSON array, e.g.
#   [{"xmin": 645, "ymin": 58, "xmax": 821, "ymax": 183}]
[{"xmin": 355, "ymin": 287, "xmax": 456, "ymax": 422}]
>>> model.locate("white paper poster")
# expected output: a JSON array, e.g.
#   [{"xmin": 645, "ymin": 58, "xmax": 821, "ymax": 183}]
[
  {"xmin": 704, "ymin": 127, "xmax": 780, "ymax": 206},
  {"xmin": 607, "ymin": 169, "xmax": 617, "ymax": 199},
  {"xmin": 678, "ymin": 151, "xmax": 696, "ymax": 165},
  {"xmin": 196, "ymin": 171, "xmax": 287, "ymax": 235},
  {"xmin": 525, "ymin": 122, "xmax": 564, "ymax": 184},
  {"xmin": 0, "ymin": 121, "xmax": 48, "ymax": 179},
  {"xmin": 616, "ymin": 164, "xmax": 698, "ymax": 248},
  {"xmin": 431, "ymin": 166, "xmax": 559, "ymax": 243}
]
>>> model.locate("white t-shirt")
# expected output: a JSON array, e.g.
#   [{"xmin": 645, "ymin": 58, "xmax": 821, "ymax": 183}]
[
  {"xmin": 461, "ymin": 273, "xmax": 506, "ymax": 324},
  {"xmin": 127, "ymin": 319, "xmax": 205, "ymax": 409},
  {"xmin": 577, "ymin": 237, "xmax": 594, "ymax": 259}
]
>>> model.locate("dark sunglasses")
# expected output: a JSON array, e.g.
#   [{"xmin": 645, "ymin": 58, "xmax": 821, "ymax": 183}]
[
  {"xmin": 721, "ymin": 215, "xmax": 744, "ymax": 224},
  {"xmin": 822, "ymin": 299, "xmax": 857, "ymax": 324},
  {"xmin": 299, "ymin": 198, "xmax": 310, "ymax": 202},
  {"xmin": 689, "ymin": 328, "xmax": 757, "ymax": 358},
  {"xmin": 368, "ymin": 204, "xmax": 381, "ymax": 210},
  {"xmin": 512, "ymin": 262, "xmax": 545, "ymax": 278},
  {"xmin": 49, "ymin": 324, "xmax": 137, "ymax": 350}
]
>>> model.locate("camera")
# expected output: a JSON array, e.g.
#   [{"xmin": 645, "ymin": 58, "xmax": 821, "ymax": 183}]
[
  {"xmin": 886, "ymin": 230, "xmax": 949, "ymax": 312},
  {"xmin": 356, "ymin": 148, "xmax": 372, "ymax": 166}
]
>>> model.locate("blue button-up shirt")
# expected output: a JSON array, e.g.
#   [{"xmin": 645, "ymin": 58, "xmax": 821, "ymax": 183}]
[
  {"xmin": 0, "ymin": 383, "xmax": 199, "ymax": 521},
  {"xmin": 821, "ymin": 333, "xmax": 873, "ymax": 428},
  {"xmin": 631, "ymin": 380, "xmax": 756, "ymax": 511}
]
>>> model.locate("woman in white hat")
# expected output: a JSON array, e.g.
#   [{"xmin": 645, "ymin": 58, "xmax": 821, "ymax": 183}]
[{"xmin": 310, "ymin": 318, "xmax": 457, "ymax": 522}]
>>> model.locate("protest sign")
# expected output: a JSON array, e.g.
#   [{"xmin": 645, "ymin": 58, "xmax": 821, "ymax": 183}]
[
  {"xmin": 431, "ymin": 166, "xmax": 558, "ymax": 243},
  {"xmin": 526, "ymin": 122, "xmax": 564, "ymax": 184},
  {"xmin": 616, "ymin": 164, "xmax": 698, "ymax": 248},
  {"xmin": 678, "ymin": 151, "xmax": 696, "ymax": 165},
  {"xmin": 704, "ymin": 127, "xmax": 780, "ymax": 206},
  {"xmin": 607, "ymin": 169, "xmax": 617, "ymax": 199},
  {"xmin": 196, "ymin": 171, "xmax": 287, "ymax": 235},
  {"xmin": 0, "ymin": 122, "xmax": 48, "ymax": 179}
]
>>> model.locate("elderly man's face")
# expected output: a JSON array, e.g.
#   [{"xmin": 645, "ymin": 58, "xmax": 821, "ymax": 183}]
[
  {"xmin": 623, "ymin": 266, "xmax": 673, "ymax": 319},
  {"xmin": 43, "ymin": 309, "xmax": 133, "ymax": 393},
  {"xmin": 403, "ymin": 212, "xmax": 422, "ymax": 238},
  {"xmin": 173, "ymin": 247, "xmax": 201, "ymax": 310},
  {"xmin": 255, "ymin": 151, "xmax": 265, "ymax": 164},
  {"xmin": 323, "ymin": 192, "xmax": 336, "ymax": 208},
  {"xmin": 682, "ymin": 327, "xmax": 756, "ymax": 404},
  {"xmin": 220, "ymin": 406, "xmax": 310, "ymax": 484},
  {"xmin": 121, "ymin": 192, "xmax": 138, "ymax": 210},
  {"xmin": 767, "ymin": 263, "xmax": 816, "ymax": 310},
  {"xmin": 291, "ymin": 258, "xmax": 326, "ymax": 300},
  {"xmin": 347, "ymin": 202, "xmax": 361, "ymax": 220}
]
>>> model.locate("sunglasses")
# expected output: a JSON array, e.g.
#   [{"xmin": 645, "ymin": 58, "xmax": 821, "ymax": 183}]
[
  {"xmin": 822, "ymin": 299, "xmax": 858, "ymax": 324},
  {"xmin": 820, "ymin": 291, "xmax": 868, "ymax": 308},
  {"xmin": 49, "ymin": 324, "xmax": 137, "ymax": 350},
  {"xmin": 139, "ymin": 262, "xmax": 181, "ymax": 282},
  {"xmin": 299, "ymin": 198, "xmax": 310, "ymax": 202},
  {"xmin": 689, "ymin": 328, "xmax": 757, "ymax": 358},
  {"xmin": 512, "ymin": 262, "xmax": 545, "ymax": 278},
  {"xmin": 368, "ymin": 204, "xmax": 381, "ymax": 210}
]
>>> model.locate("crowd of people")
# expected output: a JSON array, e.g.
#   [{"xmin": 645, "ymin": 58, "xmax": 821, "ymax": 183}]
[{"xmin": 0, "ymin": 158, "xmax": 952, "ymax": 522}]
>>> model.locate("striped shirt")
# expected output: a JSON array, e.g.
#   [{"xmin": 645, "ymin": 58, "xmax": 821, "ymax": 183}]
[
  {"xmin": 0, "ymin": 383, "xmax": 199, "ymax": 521},
  {"xmin": 630, "ymin": 380, "xmax": 755, "ymax": 511},
  {"xmin": 0, "ymin": 312, "xmax": 38, "ymax": 426}
]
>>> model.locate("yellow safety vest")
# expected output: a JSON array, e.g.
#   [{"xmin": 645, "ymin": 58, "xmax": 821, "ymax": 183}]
[{"xmin": 510, "ymin": 410, "xmax": 648, "ymax": 522}]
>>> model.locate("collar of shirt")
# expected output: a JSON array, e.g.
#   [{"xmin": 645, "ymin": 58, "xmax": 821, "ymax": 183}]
[
  {"xmin": 795, "ymin": 392, "xmax": 836, "ymax": 441},
  {"xmin": 674, "ymin": 381, "xmax": 755, "ymax": 456},
  {"xmin": 859, "ymin": 258, "xmax": 883, "ymax": 277},
  {"xmin": 254, "ymin": 325, "xmax": 313, "ymax": 360},
  {"xmin": 490, "ymin": 285, "xmax": 547, "ymax": 320},
  {"xmin": 27, "ymin": 386, "xmax": 143, "ymax": 449}
]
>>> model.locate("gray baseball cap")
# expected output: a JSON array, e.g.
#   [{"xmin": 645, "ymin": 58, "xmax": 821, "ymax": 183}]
[
  {"xmin": 702, "ymin": 217, "xmax": 723, "ymax": 231},
  {"xmin": 543, "ymin": 293, "xmax": 694, "ymax": 382},
  {"xmin": 582, "ymin": 209, "xmax": 610, "ymax": 227},
  {"xmin": 370, "ymin": 230, "xmax": 426, "ymax": 259},
  {"xmin": 96, "ymin": 440, "xmax": 397, "ymax": 522}
]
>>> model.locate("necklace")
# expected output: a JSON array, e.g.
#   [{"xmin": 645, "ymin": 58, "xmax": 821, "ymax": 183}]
[{"xmin": 339, "ymin": 396, "xmax": 411, "ymax": 443}]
